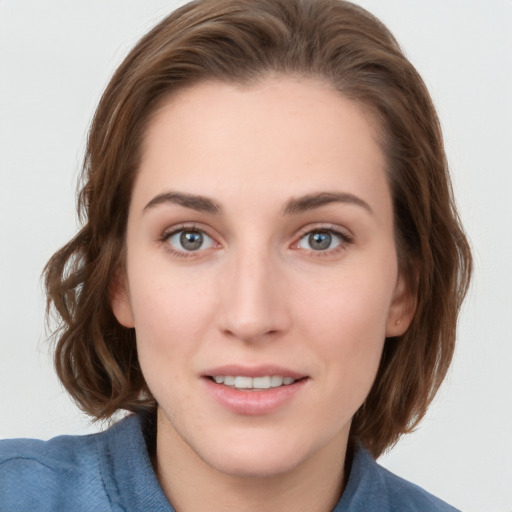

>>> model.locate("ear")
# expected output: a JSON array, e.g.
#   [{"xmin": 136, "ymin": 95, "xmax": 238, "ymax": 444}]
[
  {"xmin": 385, "ymin": 273, "xmax": 416, "ymax": 337},
  {"xmin": 109, "ymin": 270, "xmax": 135, "ymax": 328}
]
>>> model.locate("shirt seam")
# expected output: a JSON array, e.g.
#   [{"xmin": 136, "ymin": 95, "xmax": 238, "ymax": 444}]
[
  {"xmin": 0, "ymin": 456, "xmax": 72, "ymax": 472},
  {"xmin": 95, "ymin": 433, "xmax": 119, "ymax": 511}
]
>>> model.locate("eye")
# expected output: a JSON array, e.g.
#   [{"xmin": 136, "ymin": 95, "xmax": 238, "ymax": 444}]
[
  {"xmin": 297, "ymin": 229, "xmax": 345, "ymax": 251},
  {"xmin": 166, "ymin": 229, "xmax": 215, "ymax": 253}
]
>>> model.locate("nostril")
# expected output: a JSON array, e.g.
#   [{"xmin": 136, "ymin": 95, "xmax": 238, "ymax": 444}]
[{"xmin": 221, "ymin": 325, "xmax": 280, "ymax": 343}]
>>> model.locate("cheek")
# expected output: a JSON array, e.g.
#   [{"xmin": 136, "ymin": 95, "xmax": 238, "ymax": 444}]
[
  {"xmin": 283, "ymin": 277, "xmax": 390, "ymax": 444},
  {"xmin": 131, "ymin": 273, "xmax": 218, "ymax": 413},
  {"xmin": 128, "ymin": 264, "xmax": 218, "ymax": 361},
  {"xmin": 294, "ymin": 269, "xmax": 393, "ymax": 343},
  {"xmin": 292, "ymin": 267, "xmax": 394, "ymax": 385}
]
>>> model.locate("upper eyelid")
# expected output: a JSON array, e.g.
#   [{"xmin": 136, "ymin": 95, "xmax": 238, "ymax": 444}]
[
  {"xmin": 293, "ymin": 228, "xmax": 353, "ymax": 258},
  {"xmin": 162, "ymin": 223, "xmax": 214, "ymax": 238},
  {"xmin": 161, "ymin": 225, "xmax": 218, "ymax": 257},
  {"xmin": 159, "ymin": 222, "xmax": 353, "ymax": 246},
  {"xmin": 160, "ymin": 224, "xmax": 219, "ymax": 250},
  {"xmin": 295, "ymin": 223, "xmax": 353, "ymax": 240}
]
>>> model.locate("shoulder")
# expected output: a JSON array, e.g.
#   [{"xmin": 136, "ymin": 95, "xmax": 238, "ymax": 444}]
[
  {"xmin": 0, "ymin": 420, "xmax": 120, "ymax": 512},
  {"xmin": 0, "ymin": 428, "xmax": 98, "ymax": 469},
  {"xmin": 377, "ymin": 461, "xmax": 460, "ymax": 511},
  {"xmin": 0, "ymin": 414, "xmax": 170, "ymax": 512},
  {"xmin": 336, "ymin": 444, "xmax": 460, "ymax": 512}
]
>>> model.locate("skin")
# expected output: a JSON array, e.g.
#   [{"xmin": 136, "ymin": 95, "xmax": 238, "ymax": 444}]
[{"xmin": 112, "ymin": 76, "xmax": 414, "ymax": 512}]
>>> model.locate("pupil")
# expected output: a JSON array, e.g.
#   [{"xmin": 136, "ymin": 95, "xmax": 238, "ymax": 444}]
[
  {"xmin": 309, "ymin": 231, "xmax": 331, "ymax": 250},
  {"xmin": 180, "ymin": 231, "xmax": 203, "ymax": 250}
]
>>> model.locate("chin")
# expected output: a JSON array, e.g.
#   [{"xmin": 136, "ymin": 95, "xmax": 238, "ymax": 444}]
[
  {"xmin": 194, "ymin": 428, "xmax": 320, "ymax": 479},
  {"xmin": 206, "ymin": 447, "xmax": 305, "ymax": 479}
]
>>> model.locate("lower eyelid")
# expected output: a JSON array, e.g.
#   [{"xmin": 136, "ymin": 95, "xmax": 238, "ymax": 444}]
[
  {"xmin": 159, "ymin": 225, "xmax": 352, "ymax": 256},
  {"xmin": 160, "ymin": 225, "xmax": 218, "ymax": 253},
  {"xmin": 295, "ymin": 226, "xmax": 352, "ymax": 245}
]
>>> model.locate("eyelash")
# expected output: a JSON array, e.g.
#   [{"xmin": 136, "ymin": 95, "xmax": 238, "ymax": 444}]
[
  {"xmin": 160, "ymin": 224, "xmax": 217, "ymax": 259},
  {"xmin": 159, "ymin": 223, "xmax": 353, "ymax": 258},
  {"xmin": 294, "ymin": 225, "xmax": 353, "ymax": 256}
]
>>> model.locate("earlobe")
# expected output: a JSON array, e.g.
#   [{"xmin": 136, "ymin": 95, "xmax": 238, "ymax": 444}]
[
  {"xmin": 110, "ymin": 271, "xmax": 135, "ymax": 328},
  {"xmin": 385, "ymin": 274, "xmax": 416, "ymax": 337}
]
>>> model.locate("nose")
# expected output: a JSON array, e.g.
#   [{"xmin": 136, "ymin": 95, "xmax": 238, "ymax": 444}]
[{"xmin": 217, "ymin": 248, "xmax": 291, "ymax": 343}]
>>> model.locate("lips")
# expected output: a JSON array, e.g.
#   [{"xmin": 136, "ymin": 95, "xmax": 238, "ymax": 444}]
[
  {"xmin": 203, "ymin": 364, "xmax": 305, "ymax": 379},
  {"xmin": 202, "ymin": 365, "xmax": 309, "ymax": 415}
]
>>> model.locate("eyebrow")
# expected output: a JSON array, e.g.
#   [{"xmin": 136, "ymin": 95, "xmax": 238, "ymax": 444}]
[
  {"xmin": 143, "ymin": 190, "xmax": 372, "ymax": 216},
  {"xmin": 283, "ymin": 192, "xmax": 373, "ymax": 215},
  {"xmin": 143, "ymin": 191, "xmax": 221, "ymax": 214}
]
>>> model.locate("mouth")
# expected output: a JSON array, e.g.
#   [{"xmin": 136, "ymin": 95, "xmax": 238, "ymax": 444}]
[
  {"xmin": 203, "ymin": 366, "xmax": 308, "ymax": 414},
  {"xmin": 208, "ymin": 375, "xmax": 304, "ymax": 390}
]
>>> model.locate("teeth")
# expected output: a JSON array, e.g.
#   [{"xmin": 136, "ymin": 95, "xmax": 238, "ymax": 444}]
[
  {"xmin": 270, "ymin": 376, "xmax": 284, "ymax": 387},
  {"xmin": 252, "ymin": 376, "xmax": 270, "ymax": 389},
  {"xmin": 211, "ymin": 375, "xmax": 297, "ymax": 389},
  {"xmin": 234, "ymin": 376, "xmax": 252, "ymax": 389}
]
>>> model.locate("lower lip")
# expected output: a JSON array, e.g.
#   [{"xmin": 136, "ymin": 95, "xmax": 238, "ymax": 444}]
[{"xmin": 203, "ymin": 378, "xmax": 308, "ymax": 415}]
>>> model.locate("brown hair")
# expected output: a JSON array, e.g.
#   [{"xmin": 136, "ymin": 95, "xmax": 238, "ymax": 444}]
[{"xmin": 44, "ymin": 0, "xmax": 471, "ymax": 457}]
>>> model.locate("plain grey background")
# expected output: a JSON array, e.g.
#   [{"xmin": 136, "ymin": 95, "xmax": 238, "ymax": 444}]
[{"xmin": 1, "ymin": 1, "xmax": 511, "ymax": 511}]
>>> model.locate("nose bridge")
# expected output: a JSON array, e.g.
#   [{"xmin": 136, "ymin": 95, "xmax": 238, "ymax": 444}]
[{"xmin": 218, "ymin": 242, "xmax": 289, "ymax": 342}]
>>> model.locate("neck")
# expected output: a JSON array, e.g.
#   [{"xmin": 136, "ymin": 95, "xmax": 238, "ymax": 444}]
[{"xmin": 154, "ymin": 410, "xmax": 350, "ymax": 512}]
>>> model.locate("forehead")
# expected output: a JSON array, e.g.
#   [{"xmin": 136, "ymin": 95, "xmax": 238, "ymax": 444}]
[{"xmin": 134, "ymin": 76, "xmax": 390, "ymax": 217}]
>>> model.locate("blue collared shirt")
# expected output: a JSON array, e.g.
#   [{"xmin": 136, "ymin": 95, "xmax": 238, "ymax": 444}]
[{"xmin": 0, "ymin": 415, "xmax": 460, "ymax": 511}]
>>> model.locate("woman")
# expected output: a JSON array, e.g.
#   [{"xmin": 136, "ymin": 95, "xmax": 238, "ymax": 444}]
[{"xmin": 0, "ymin": 0, "xmax": 471, "ymax": 510}]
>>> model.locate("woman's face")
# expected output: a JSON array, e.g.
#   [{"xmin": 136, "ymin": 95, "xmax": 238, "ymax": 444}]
[{"xmin": 113, "ymin": 77, "xmax": 412, "ymax": 478}]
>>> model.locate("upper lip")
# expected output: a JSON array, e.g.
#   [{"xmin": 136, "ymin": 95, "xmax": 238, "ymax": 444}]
[{"xmin": 202, "ymin": 364, "xmax": 306, "ymax": 379}]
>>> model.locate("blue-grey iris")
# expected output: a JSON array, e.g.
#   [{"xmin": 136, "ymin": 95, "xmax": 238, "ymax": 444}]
[
  {"xmin": 180, "ymin": 231, "xmax": 203, "ymax": 251},
  {"xmin": 309, "ymin": 232, "xmax": 332, "ymax": 250}
]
